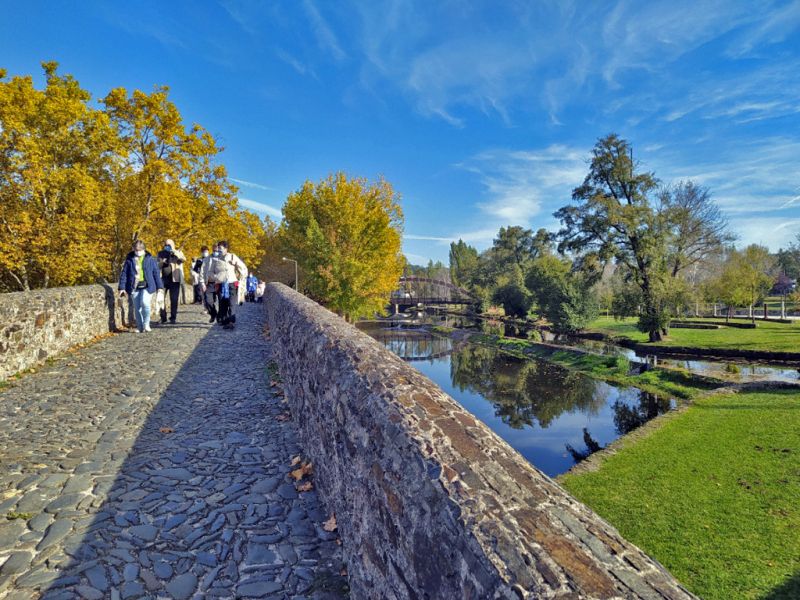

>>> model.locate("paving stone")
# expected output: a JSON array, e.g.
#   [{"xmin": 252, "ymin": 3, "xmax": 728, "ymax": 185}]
[
  {"xmin": 237, "ymin": 579, "xmax": 283, "ymax": 597},
  {"xmin": 0, "ymin": 520, "xmax": 27, "ymax": 548},
  {"xmin": 36, "ymin": 518, "xmax": 74, "ymax": 551},
  {"xmin": 129, "ymin": 524, "xmax": 158, "ymax": 542},
  {"xmin": 44, "ymin": 493, "xmax": 85, "ymax": 514},
  {"xmin": 0, "ymin": 552, "xmax": 32, "ymax": 577},
  {"xmin": 84, "ymin": 565, "xmax": 109, "ymax": 592},
  {"xmin": 165, "ymin": 572, "xmax": 197, "ymax": 599},
  {"xmin": 153, "ymin": 561, "xmax": 173, "ymax": 579}
]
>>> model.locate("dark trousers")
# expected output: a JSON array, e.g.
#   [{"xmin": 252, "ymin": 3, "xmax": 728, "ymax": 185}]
[
  {"xmin": 204, "ymin": 289, "xmax": 218, "ymax": 321},
  {"xmin": 161, "ymin": 280, "xmax": 181, "ymax": 322},
  {"xmin": 193, "ymin": 284, "xmax": 203, "ymax": 304}
]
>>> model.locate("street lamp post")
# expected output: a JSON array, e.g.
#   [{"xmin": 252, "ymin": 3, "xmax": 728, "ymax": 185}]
[{"xmin": 282, "ymin": 257, "xmax": 298, "ymax": 291}]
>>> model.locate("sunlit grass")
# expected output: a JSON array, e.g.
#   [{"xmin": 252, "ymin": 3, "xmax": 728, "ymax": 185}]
[
  {"xmin": 589, "ymin": 316, "xmax": 800, "ymax": 353},
  {"xmin": 561, "ymin": 390, "xmax": 800, "ymax": 600}
]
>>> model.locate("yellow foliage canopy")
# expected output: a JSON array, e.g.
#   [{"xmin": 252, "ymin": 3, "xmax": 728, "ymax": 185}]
[
  {"xmin": 0, "ymin": 63, "xmax": 270, "ymax": 291},
  {"xmin": 280, "ymin": 172, "xmax": 404, "ymax": 320}
]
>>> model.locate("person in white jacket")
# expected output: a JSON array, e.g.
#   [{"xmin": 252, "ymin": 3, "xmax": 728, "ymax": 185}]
[
  {"xmin": 200, "ymin": 244, "xmax": 218, "ymax": 322},
  {"xmin": 208, "ymin": 240, "xmax": 248, "ymax": 329}
]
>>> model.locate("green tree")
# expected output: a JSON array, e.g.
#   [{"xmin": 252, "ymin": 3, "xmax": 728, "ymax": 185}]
[
  {"xmin": 525, "ymin": 254, "xmax": 599, "ymax": 334},
  {"xmin": 556, "ymin": 134, "xmax": 673, "ymax": 341},
  {"xmin": 659, "ymin": 181, "xmax": 734, "ymax": 278},
  {"xmin": 776, "ymin": 234, "xmax": 800, "ymax": 280},
  {"xmin": 280, "ymin": 172, "xmax": 404, "ymax": 320},
  {"xmin": 712, "ymin": 245, "xmax": 776, "ymax": 324},
  {"xmin": 449, "ymin": 239, "xmax": 479, "ymax": 287},
  {"xmin": 491, "ymin": 277, "xmax": 533, "ymax": 319}
]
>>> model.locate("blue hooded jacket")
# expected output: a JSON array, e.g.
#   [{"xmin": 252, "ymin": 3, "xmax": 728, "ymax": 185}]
[{"xmin": 119, "ymin": 251, "xmax": 164, "ymax": 294}]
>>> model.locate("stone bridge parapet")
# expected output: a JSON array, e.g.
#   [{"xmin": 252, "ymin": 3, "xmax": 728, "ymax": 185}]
[
  {"xmin": 0, "ymin": 282, "xmax": 119, "ymax": 381},
  {"xmin": 266, "ymin": 282, "xmax": 695, "ymax": 599}
]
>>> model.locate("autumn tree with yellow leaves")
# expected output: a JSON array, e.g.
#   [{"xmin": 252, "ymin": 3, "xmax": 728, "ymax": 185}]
[
  {"xmin": 280, "ymin": 173, "xmax": 405, "ymax": 320},
  {"xmin": 0, "ymin": 63, "xmax": 270, "ymax": 291}
]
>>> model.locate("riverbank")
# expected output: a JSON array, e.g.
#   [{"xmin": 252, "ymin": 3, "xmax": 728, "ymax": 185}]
[
  {"xmin": 559, "ymin": 388, "xmax": 800, "ymax": 600},
  {"xmin": 587, "ymin": 316, "xmax": 800, "ymax": 361},
  {"xmin": 448, "ymin": 329, "xmax": 724, "ymax": 400}
]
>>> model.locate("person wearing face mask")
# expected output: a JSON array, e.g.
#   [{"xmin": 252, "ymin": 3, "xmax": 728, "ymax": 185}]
[
  {"xmin": 208, "ymin": 240, "xmax": 248, "ymax": 329},
  {"xmin": 118, "ymin": 240, "xmax": 163, "ymax": 333},
  {"xmin": 157, "ymin": 238, "xmax": 186, "ymax": 324},
  {"xmin": 191, "ymin": 246, "xmax": 208, "ymax": 304},
  {"xmin": 200, "ymin": 244, "xmax": 220, "ymax": 323}
]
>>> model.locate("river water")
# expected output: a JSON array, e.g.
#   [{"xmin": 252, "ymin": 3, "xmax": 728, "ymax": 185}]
[{"xmin": 358, "ymin": 322, "xmax": 675, "ymax": 477}]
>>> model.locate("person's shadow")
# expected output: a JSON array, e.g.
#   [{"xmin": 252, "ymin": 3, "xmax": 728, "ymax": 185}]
[{"xmin": 97, "ymin": 278, "xmax": 121, "ymax": 331}]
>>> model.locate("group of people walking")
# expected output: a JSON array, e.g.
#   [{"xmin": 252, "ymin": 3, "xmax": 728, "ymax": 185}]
[{"xmin": 118, "ymin": 238, "xmax": 265, "ymax": 333}]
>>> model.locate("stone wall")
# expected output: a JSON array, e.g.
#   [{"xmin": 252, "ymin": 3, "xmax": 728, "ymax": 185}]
[
  {"xmin": 265, "ymin": 283, "xmax": 695, "ymax": 600},
  {"xmin": 0, "ymin": 282, "xmax": 121, "ymax": 381},
  {"xmin": 0, "ymin": 282, "xmax": 198, "ymax": 381}
]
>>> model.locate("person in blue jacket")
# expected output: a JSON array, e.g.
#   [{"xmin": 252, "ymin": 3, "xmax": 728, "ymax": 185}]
[{"xmin": 118, "ymin": 239, "xmax": 164, "ymax": 333}]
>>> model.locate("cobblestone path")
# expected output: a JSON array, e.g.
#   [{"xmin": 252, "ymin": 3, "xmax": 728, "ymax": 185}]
[{"xmin": 0, "ymin": 304, "xmax": 345, "ymax": 599}]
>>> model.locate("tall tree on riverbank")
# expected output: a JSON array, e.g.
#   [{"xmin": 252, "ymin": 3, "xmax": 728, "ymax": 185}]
[
  {"xmin": 555, "ymin": 134, "xmax": 730, "ymax": 341},
  {"xmin": 280, "ymin": 172, "xmax": 404, "ymax": 320},
  {"xmin": 555, "ymin": 134, "xmax": 670, "ymax": 341}
]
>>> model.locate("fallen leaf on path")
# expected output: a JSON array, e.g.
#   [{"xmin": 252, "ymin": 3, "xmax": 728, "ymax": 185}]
[
  {"xmin": 275, "ymin": 413, "xmax": 290, "ymax": 422},
  {"xmin": 159, "ymin": 427, "xmax": 174, "ymax": 434},
  {"xmin": 340, "ymin": 567, "xmax": 347, "ymax": 577},
  {"xmin": 290, "ymin": 456, "xmax": 302, "ymax": 466},
  {"xmin": 296, "ymin": 481, "xmax": 313, "ymax": 492},
  {"xmin": 322, "ymin": 514, "xmax": 337, "ymax": 532},
  {"xmin": 290, "ymin": 462, "xmax": 313, "ymax": 481}
]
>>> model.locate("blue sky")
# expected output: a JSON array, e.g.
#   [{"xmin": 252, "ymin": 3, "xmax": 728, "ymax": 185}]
[{"xmin": 2, "ymin": 0, "xmax": 799, "ymax": 264}]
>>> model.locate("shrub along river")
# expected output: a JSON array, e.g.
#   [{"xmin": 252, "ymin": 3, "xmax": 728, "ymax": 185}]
[
  {"xmin": 358, "ymin": 321, "xmax": 675, "ymax": 477},
  {"xmin": 359, "ymin": 312, "xmax": 799, "ymax": 477}
]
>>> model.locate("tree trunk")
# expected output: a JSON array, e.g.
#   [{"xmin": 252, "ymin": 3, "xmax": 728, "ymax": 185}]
[
  {"xmin": 781, "ymin": 296, "xmax": 786, "ymax": 320},
  {"xmin": 649, "ymin": 329, "xmax": 662, "ymax": 342}
]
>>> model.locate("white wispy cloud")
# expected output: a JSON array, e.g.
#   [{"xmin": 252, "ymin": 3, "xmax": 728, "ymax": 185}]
[
  {"xmin": 726, "ymin": 0, "xmax": 800, "ymax": 57},
  {"xmin": 654, "ymin": 136, "xmax": 800, "ymax": 216},
  {"xmin": 238, "ymin": 198, "xmax": 282, "ymax": 219},
  {"xmin": 728, "ymin": 216, "xmax": 800, "ymax": 250},
  {"xmin": 348, "ymin": 0, "xmax": 794, "ymax": 129},
  {"xmin": 230, "ymin": 178, "xmax": 274, "ymax": 191},
  {"xmin": 276, "ymin": 49, "xmax": 310, "ymax": 76},
  {"xmin": 302, "ymin": 0, "xmax": 346, "ymax": 62},
  {"xmin": 460, "ymin": 145, "xmax": 586, "ymax": 224}
]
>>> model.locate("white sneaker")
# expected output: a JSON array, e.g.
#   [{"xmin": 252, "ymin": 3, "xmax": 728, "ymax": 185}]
[
  {"xmin": 135, "ymin": 329, "xmax": 142, "ymax": 334},
  {"xmin": 144, "ymin": 325, "xmax": 152, "ymax": 332}
]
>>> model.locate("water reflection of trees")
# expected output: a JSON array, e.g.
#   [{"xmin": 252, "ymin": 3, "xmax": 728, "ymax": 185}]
[
  {"xmin": 612, "ymin": 393, "xmax": 672, "ymax": 435},
  {"xmin": 450, "ymin": 344, "xmax": 606, "ymax": 429},
  {"xmin": 566, "ymin": 393, "xmax": 673, "ymax": 465}
]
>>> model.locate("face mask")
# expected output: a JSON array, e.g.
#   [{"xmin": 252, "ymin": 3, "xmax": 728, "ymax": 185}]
[
  {"xmin": 219, "ymin": 248, "xmax": 228, "ymax": 256},
  {"xmin": 135, "ymin": 250, "xmax": 145, "ymax": 257},
  {"xmin": 212, "ymin": 251, "xmax": 221, "ymax": 258},
  {"xmin": 202, "ymin": 251, "xmax": 209, "ymax": 258},
  {"xmin": 164, "ymin": 245, "xmax": 172, "ymax": 252}
]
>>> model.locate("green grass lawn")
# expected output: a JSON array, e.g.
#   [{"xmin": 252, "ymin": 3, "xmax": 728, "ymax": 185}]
[
  {"xmin": 561, "ymin": 390, "xmax": 800, "ymax": 600},
  {"xmin": 589, "ymin": 316, "xmax": 800, "ymax": 353}
]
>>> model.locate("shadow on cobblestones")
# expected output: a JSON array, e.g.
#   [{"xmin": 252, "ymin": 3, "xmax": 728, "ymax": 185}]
[{"xmin": 0, "ymin": 304, "xmax": 345, "ymax": 599}]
